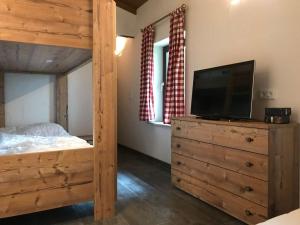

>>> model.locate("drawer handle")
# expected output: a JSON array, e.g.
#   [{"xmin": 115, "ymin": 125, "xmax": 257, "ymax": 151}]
[
  {"xmin": 176, "ymin": 144, "xmax": 181, "ymax": 148},
  {"xmin": 244, "ymin": 186, "xmax": 253, "ymax": 192},
  {"xmin": 176, "ymin": 161, "xmax": 182, "ymax": 166},
  {"xmin": 245, "ymin": 210, "xmax": 253, "ymax": 216},
  {"xmin": 176, "ymin": 178, "xmax": 181, "ymax": 183},
  {"xmin": 245, "ymin": 137, "xmax": 254, "ymax": 143},
  {"xmin": 176, "ymin": 127, "xmax": 181, "ymax": 131},
  {"xmin": 245, "ymin": 161, "xmax": 254, "ymax": 168}
]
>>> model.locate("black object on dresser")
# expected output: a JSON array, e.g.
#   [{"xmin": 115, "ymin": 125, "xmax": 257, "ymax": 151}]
[{"xmin": 265, "ymin": 108, "xmax": 291, "ymax": 124}]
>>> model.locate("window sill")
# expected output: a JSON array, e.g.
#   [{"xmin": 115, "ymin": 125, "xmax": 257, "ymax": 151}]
[{"xmin": 148, "ymin": 121, "xmax": 171, "ymax": 128}]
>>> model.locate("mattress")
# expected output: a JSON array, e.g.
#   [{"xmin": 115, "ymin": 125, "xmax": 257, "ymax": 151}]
[
  {"xmin": 257, "ymin": 209, "xmax": 300, "ymax": 225},
  {"xmin": 0, "ymin": 123, "xmax": 92, "ymax": 155}
]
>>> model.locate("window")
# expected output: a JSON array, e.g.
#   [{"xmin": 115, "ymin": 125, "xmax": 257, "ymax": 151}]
[
  {"xmin": 153, "ymin": 38, "xmax": 169, "ymax": 123},
  {"xmin": 162, "ymin": 45, "xmax": 169, "ymax": 120},
  {"xmin": 153, "ymin": 35, "xmax": 185, "ymax": 124}
]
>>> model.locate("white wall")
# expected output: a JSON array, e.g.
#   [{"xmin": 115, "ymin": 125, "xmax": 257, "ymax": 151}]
[
  {"xmin": 64, "ymin": 7, "xmax": 137, "ymax": 136},
  {"xmin": 117, "ymin": 7, "xmax": 137, "ymax": 37},
  {"xmin": 117, "ymin": 0, "xmax": 300, "ymax": 164},
  {"xmin": 118, "ymin": 38, "xmax": 171, "ymax": 163},
  {"xmin": 68, "ymin": 62, "xmax": 93, "ymax": 136},
  {"xmin": 117, "ymin": 39, "xmax": 172, "ymax": 163},
  {"xmin": 5, "ymin": 73, "xmax": 56, "ymax": 127}
]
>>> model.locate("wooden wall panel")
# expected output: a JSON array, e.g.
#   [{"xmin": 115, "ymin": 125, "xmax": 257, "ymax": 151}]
[
  {"xmin": 0, "ymin": 71, "xmax": 4, "ymax": 127},
  {"xmin": 0, "ymin": 41, "xmax": 92, "ymax": 74},
  {"xmin": 56, "ymin": 74, "xmax": 68, "ymax": 131},
  {"xmin": 93, "ymin": 0, "xmax": 117, "ymax": 221},
  {"xmin": 0, "ymin": 0, "xmax": 92, "ymax": 49}
]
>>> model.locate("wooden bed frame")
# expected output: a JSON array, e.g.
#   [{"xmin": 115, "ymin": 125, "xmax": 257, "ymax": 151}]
[{"xmin": 0, "ymin": 0, "xmax": 116, "ymax": 221}]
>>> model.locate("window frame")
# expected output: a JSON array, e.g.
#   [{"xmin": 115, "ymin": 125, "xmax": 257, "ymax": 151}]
[{"xmin": 162, "ymin": 45, "xmax": 169, "ymax": 121}]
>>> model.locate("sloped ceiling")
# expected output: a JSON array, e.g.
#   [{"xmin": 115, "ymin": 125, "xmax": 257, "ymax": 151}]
[
  {"xmin": 116, "ymin": 0, "xmax": 148, "ymax": 14},
  {"xmin": 0, "ymin": 41, "xmax": 91, "ymax": 74}
]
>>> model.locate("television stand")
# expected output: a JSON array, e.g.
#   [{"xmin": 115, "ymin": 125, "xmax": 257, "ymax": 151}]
[
  {"xmin": 195, "ymin": 116, "xmax": 221, "ymax": 121},
  {"xmin": 195, "ymin": 116, "xmax": 260, "ymax": 123},
  {"xmin": 171, "ymin": 116, "xmax": 299, "ymax": 224}
]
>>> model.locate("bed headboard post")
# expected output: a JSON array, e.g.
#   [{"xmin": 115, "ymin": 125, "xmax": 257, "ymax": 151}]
[
  {"xmin": 56, "ymin": 74, "xmax": 68, "ymax": 131},
  {"xmin": 93, "ymin": 0, "xmax": 117, "ymax": 221},
  {"xmin": 0, "ymin": 71, "xmax": 4, "ymax": 128}
]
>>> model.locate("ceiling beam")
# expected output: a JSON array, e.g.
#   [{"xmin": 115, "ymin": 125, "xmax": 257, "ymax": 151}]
[{"xmin": 116, "ymin": 0, "xmax": 137, "ymax": 14}]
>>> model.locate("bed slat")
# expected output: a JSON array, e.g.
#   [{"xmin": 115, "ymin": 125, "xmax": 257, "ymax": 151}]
[
  {"xmin": 0, "ymin": 182, "xmax": 93, "ymax": 218},
  {"xmin": 0, "ymin": 148, "xmax": 94, "ymax": 218},
  {"xmin": 0, "ymin": 0, "xmax": 92, "ymax": 49}
]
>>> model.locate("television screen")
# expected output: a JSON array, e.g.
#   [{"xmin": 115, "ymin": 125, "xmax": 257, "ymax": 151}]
[{"xmin": 191, "ymin": 60, "xmax": 255, "ymax": 120}]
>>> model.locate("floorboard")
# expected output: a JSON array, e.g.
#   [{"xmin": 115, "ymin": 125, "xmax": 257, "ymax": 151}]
[{"xmin": 0, "ymin": 146, "xmax": 245, "ymax": 225}]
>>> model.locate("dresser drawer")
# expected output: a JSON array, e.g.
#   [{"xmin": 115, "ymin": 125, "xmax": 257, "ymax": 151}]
[
  {"xmin": 172, "ymin": 120, "xmax": 269, "ymax": 155},
  {"xmin": 172, "ymin": 153, "xmax": 268, "ymax": 207},
  {"xmin": 172, "ymin": 170, "xmax": 268, "ymax": 225},
  {"xmin": 172, "ymin": 137, "xmax": 268, "ymax": 181}
]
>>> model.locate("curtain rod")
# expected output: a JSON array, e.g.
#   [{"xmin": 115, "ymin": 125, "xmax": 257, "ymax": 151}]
[{"xmin": 140, "ymin": 4, "xmax": 187, "ymax": 32}]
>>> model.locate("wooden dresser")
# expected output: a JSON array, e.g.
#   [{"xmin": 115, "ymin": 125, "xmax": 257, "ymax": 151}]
[{"xmin": 171, "ymin": 117, "xmax": 299, "ymax": 225}]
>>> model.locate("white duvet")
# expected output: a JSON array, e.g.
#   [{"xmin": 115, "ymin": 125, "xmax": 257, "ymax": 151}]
[
  {"xmin": 0, "ymin": 123, "xmax": 91, "ymax": 155},
  {"xmin": 257, "ymin": 209, "xmax": 300, "ymax": 225}
]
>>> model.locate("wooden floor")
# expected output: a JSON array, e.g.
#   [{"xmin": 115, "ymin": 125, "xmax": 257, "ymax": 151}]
[{"xmin": 0, "ymin": 147, "xmax": 245, "ymax": 225}]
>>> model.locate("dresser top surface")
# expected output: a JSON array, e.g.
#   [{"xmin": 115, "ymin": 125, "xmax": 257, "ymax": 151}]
[{"xmin": 172, "ymin": 116, "xmax": 298, "ymax": 129}]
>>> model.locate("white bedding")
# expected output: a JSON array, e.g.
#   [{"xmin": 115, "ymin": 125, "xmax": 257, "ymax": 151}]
[
  {"xmin": 257, "ymin": 209, "xmax": 300, "ymax": 225},
  {"xmin": 0, "ymin": 123, "xmax": 70, "ymax": 137},
  {"xmin": 0, "ymin": 123, "xmax": 91, "ymax": 155}
]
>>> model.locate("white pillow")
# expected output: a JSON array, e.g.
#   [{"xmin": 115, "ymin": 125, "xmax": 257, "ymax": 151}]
[{"xmin": 16, "ymin": 123, "xmax": 70, "ymax": 137}]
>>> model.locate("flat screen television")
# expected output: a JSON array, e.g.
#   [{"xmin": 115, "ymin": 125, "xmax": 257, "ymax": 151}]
[{"xmin": 191, "ymin": 60, "xmax": 255, "ymax": 120}]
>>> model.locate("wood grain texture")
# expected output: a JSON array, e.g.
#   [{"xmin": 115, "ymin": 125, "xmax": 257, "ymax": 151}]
[
  {"xmin": 0, "ymin": 183, "xmax": 93, "ymax": 218},
  {"xmin": 172, "ymin": 153, "xmax": 268, "ymax": 207},
  {"xmin": 0, "ymin": 0, "xmax": 116, "ymax": 220},
  {"xmin": 56, "ymin": 74, "xmax": 68, "ymax": 130},
  {"xmin": 0, "ymin": 41, "xmax": 91, "ymax": 74},
  {"xmin": 0, "ymin": 148, "xmax": 94, "ymax": 218},
  {"xmin": 171, "ymin": 117, "xmax": 299, "ymax": 225},
  {"xmin": 172, "ymin": 170, "xmax": 267, "ymax": 225},
  {"xmin": 0, "ymin": 71, "xmax": 4, "ymax": 127},
  {"xmin": 172, "ymin": 119, "xmax": 269, "ymax": 155},
  {"xmin": 268, "ymin": 126, "xmax": 300, "ymax": 217},
  {"xmin": 0, "ymin": 147, "xmax": 245, "ymax": 225},
  {"xmin": 172, "ymin": 136, "xmax": 268, "ymax": 181},
  {"xmin": 172, "ymin": 116, "xmax": 297, "ymax": 129},
  {"xmin": 0, "ymin": 0, "xmax": 93, "ymax": 49},
  {"xmin": 93, "ymin": 0, "xmax": 117, "ymax": 221}
]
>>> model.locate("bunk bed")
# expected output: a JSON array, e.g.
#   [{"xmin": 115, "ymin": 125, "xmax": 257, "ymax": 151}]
[{"xmin": 0, "ymin": 0, "xmax": 116, "ymax": 221}]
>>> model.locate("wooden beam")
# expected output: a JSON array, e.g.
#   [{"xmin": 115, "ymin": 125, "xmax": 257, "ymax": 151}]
[
  {"xmin": 93, "ymin": 0, "xmax": 117, "ymax": 221},
  {"xmin": 0, "ymin": 148, "xmax": 94, "ymax": 218},
  {"xmin": 116, "ymin": 0, "xmax": 137, "ymax": 14},
  {"xmin": 56, "ymin": 74, "xmax": 68, "ymax": 131},
  {"xmin": 0, "ymin": 0, "xmax": 93, "ymax": 49},
  {"xmin": 0, "ymin": 71, "xmax": 4, "ymax": 127}
]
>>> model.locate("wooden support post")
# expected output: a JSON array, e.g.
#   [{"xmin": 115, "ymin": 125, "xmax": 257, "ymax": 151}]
[
  {"xmin": 0, "ymin": 71, "xmax": 4, "ymax": 127},
  {"xmin": 56, "ymin": 74, "xmax": 68, "ymax": 131},
  {"xmin": 93, "ymin": 0, "xmax": 117, "ymax": 221}
]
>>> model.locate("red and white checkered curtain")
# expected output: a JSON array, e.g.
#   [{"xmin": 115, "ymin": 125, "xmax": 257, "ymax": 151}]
[
  {"xmin": 139, "ymin": 25, "xmax": 155, "ymax": 121},
  {"xmin": 164, "ymin": 7, "xmax": 186, "ymax": 124}
]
